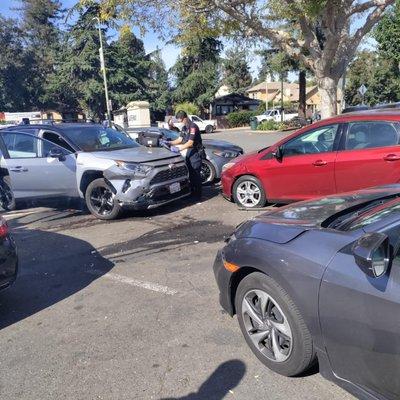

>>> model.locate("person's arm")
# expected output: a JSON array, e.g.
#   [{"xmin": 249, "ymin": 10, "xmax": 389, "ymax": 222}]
[
  {"xmin": 169, "ymin": 136, "xmax": 183, "ymax": 145},
  {"xmin": 176, "ymin": 139, "xmax": 193, "ymax": 150}
]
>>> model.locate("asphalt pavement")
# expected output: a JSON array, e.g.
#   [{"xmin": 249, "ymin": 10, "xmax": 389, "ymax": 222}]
[{"xmin": 0, "ymin": 128, "xmax": 354, "ymax": 400}]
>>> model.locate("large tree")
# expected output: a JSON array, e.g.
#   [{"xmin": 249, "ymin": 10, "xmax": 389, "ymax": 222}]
[
  {"xmin": 171, "ymin": 34, "xmax": 222, "ymax": 111},
  {"xmin": 18, "ymin": 0, "xmax": 63, "ymax": 108},
  {"xmin": 97, "ymin": 0, "xmax": 394, "ymax": 118},
  {"xmin": 0, "ymin": 17, "xmax": 32, "ymax": 111},
  {"xmin": 222, "ymin": 48, "xmax": 252, "ymax": 94}
]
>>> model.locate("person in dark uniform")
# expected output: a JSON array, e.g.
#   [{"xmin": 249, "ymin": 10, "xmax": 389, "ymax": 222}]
[{"xmin": 169, "ymin": 110, "xmax": 203, "ymax": 200}]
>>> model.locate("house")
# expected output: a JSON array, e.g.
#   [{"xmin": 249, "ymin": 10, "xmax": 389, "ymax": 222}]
[
  {"xmin": 246, "ymin": 81, "xmax": 342, "ymax": 115},
  {"xmin": 212, "ymin": 93, "xmax": 261, "ymax": 116}
]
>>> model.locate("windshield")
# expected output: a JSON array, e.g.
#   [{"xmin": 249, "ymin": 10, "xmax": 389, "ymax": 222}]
[{"xmin": 61, "ymin": 126, "xmax": 139, "ymax": 152}]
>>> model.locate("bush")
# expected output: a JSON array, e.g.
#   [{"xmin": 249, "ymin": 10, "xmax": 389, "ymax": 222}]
[
  {"xmin": 174, "ymin": 102, "xmax": 199, "ymax": 116},
  {"xmin": 257, "ymin": 120, "xmax": 281, "ymax": 131},
  {"xmin": 227, "ymin": 110, "xmax": 258, "ymax": 127}
]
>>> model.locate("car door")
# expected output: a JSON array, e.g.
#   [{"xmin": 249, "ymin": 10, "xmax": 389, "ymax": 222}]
[
  {"xmin": 261, "ymin": 124, "xmax": 341, "ymax": 201},
  {"xmin": 319, "ymin": 223, "xmax": 400, "ymax": 399},
  {"xmin": 0, "ymin": 131, "xmax": 78, "ymax": 199},
  {"xmin": 335, "ymin": 120, "xmax": 400, "ymax": 192}
]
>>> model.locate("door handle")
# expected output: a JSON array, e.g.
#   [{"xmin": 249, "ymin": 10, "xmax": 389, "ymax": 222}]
[
  {"xmin": 9, "ymin": 166, "xmax": 28, "ymax": 172},
  {"xmin": 313, "ymin": 160, "xmax": 327, "ymax": 166},
  {"xmin": 383, "ymin": 154, "xmax": 400, "ymax": 161}
]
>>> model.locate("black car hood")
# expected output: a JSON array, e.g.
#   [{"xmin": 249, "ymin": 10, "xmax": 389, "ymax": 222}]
[{"xmin": 203, "ymin": 139, "xmax": 243, "ymax": 151}]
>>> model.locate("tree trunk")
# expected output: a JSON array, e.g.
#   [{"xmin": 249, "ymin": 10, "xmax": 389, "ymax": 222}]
[
  {"xmin": 298, "ymin": 70, "xmax": 306, "ymax": 119},
  {"xmin": 318, "ymin": 77, "xmax": 339, "ymax": 119}
]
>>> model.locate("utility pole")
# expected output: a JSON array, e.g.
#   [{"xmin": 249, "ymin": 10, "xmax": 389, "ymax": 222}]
[
  {"xmin": 93, "ymin": 17, "xmax": 112, "ymax": 124},
  {"xmin": 280, "ymin": 71, "xmax": 284, "ymax": 123},
  {"xmin": 265, "ymin": 78, "xmax": 268, "ymax": 110}
]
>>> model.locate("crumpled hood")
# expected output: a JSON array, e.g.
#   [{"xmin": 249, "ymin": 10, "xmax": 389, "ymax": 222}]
[{"xmin": 89, "ymin": 146, "xmax": 178, "ymax": 163}]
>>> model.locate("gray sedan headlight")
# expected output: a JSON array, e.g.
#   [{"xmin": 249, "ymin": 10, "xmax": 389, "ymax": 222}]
[
  {"xmin": 212, "ymin": 150, "xmax": 239, "ymax": 158},
  {"xmin": 115, "ymin": 161, "xmax": 153, "ymax": 177}
]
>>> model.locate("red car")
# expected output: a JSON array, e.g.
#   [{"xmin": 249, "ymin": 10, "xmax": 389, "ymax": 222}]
[{"xmin": 222, "ymin": 110, "xmax": 400, "ymax": 207}]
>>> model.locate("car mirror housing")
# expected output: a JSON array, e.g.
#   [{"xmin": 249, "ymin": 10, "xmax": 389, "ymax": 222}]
[
  {"xmin": 49, "ymin": 147, "xmax": 66, "ymax": 161},
  {"xmin": 272, "ymin": 146, "xmax": 283, "ymax": 161},
  {"xmin": 352, "ymin": 232, "xmax": 391, "ymax": 278}
]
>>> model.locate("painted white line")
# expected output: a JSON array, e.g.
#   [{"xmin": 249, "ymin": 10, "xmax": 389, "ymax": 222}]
[{"xmin": 88, "ymin": 270, "xmax": 178, "ymax": 296}]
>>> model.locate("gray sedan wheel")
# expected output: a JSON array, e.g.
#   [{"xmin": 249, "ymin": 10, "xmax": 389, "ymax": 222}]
[
  {"xmin": 233, "ymin": 175, "xmax": 266, "ymax": 208},
  {"xmin": 200, "ymin": 159, "xmax": 216, "ymax": 185},
  {"xmin": 235, "ymin": 272, "xmax": 316, "ymax": 376}
]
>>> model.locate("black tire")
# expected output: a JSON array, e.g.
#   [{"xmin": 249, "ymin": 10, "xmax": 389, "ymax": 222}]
[
  {"xmin": 235, "ymin": 272, "xmax": 316, "ymax": 377},
  {"xmin": 232, "ymin": 175, "xmax": 266, "ymax": 208},
  {"xmin": 200, "ymin": 159, "xmax": 216, "ymax": 185},
  {"xmin": 205, "ymin": 125, "xmax": 214, "ymax": 134},
  {"xmin": 0, "ymin": 177, "xmax": 16, "ymax": 211},
  {"xmin": 85, "ymin": 178, "xmax": 122, "ymax": 220}
]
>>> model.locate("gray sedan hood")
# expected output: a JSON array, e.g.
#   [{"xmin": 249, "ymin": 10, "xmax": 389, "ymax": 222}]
[
  {"xmin": 203, "ymin": 139, "xmax": 243, "ymax": 151},
  {"xmin": 90, "ymin": 146, "xmax": 178, "ymax": 163}
]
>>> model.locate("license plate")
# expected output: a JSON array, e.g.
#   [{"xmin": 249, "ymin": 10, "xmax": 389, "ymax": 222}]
[{"xmin": 169, "ymin": 182, "xmax": 181, "ymax": 194}]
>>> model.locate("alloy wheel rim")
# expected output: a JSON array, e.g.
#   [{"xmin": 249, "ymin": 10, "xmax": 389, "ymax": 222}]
[
  {"xmin": 90, "ymin": 186, "xmax": 115, "ymax": 215},
  {"xmin": 200, "ymin": 162, "xmax": 212, "ymax": 183},
  {"xmin": 242, "ymin": 289, "xmax": 292, "ymax": 362},
  {"xmin": 236, "ymin": 181, "xmax": 261, "ymax": 207}
]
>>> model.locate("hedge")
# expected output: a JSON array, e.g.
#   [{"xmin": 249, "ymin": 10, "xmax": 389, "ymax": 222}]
[{"xmin": 226, "ymin": 110, "xmax": 258, "ymax": 127}]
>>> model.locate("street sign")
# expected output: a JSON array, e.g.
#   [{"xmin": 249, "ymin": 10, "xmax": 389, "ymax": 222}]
[{"xmin": 358, "ymin": 84, "xmax": 367, "ymax": 96}]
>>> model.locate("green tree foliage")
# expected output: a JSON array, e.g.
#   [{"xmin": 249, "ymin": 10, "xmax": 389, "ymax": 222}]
[
  {"xmin": 0, "ymin": 17, "xmax": 31, "ymax": 111},
  {"xmin": 18, "ymin": 0, "xmax": 63, "ymax": 108},
  {"xmin": 222, "ymin": 48, "xmax": 252, "ymax": 94},
  {"xmin": 172, "ymin": 35, "xmax": 222, "ymax": 111},
  {"xmin": 147, "ymin": 50, "xmax": 170, "ymax": 114},
  {"xmin": 108, "ymin": 30, "xmax": 152, "ymax": 109},
  {"xmin": 173, "ymin": 102, "xmax": 199, "ymax": 115},
  {"xmin": 45, "ymin": 5, "xmax": 106, "ymax": 118},
  {"xmin": 346, "ymin": 2, "xmax": 400, "ymax": 106}
]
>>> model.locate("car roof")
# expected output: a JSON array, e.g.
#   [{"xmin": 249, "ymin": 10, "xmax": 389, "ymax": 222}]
[
  {"xmin": 4, "ymin": 123, "xmax": 102, "ymax": 131},
  {"xmin": 321, "ymin": 109, "xmax": 400, "ymax": 124}
]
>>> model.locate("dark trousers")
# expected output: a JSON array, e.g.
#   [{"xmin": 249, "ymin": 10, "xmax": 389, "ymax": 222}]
[{"xmin": 186, "ymin": 156, "xmax": 202, "ymax": 199}]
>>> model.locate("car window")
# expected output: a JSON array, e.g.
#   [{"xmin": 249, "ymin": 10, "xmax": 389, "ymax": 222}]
[
  {"xmin": 41, "ymin": 131, "xmax": 75, "ymax": 153},
  {"xmin": 283, "ymin": 124, "xmax": 339, "ymax": 156},
  {"xmin": 2, "ymin": 132, "xmax": 39, "ymax": 158},
  {"xmin": 346, "ymin": 121, "xmax": 399, "ymax": 150},
  {"xmin": 61, "ymin": 126, "xmax": 139, "ymax": 152}
]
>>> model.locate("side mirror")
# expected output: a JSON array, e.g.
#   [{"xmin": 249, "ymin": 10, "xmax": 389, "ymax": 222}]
[
  {"xmin": 352, "ymin": 232, "xmax": 391, "ymax": 278},
  {"xmin": 272, "ymin": 146, "xmax": 283, "ymax": 161},
  {"xmin": 49, "ymin": 147, "xmax": 66, "ymax": 161}
]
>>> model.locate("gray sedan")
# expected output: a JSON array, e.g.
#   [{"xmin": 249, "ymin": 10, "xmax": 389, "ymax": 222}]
[
  {"xmin": 135, "ymin": 128, "xmax": 244, "ymax": 184},
  {"xmin": 214, "ymin": 185, "xmax": 400, "ymax": 399}
]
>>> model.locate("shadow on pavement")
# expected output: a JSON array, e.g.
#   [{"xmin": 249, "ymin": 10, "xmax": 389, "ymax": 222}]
[
  {"xmin": 160, "ymin": 359, "xmax": 246, "ymax": 400},
  {"xmin": 0, "ymin": 225, "xmax": 114, "ymax": 330}
]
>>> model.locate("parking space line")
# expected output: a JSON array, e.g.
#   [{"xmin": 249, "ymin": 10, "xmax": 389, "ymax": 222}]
[{"xmin": 87, "ymin": 270, "xmax": 178, "ymax": 295}]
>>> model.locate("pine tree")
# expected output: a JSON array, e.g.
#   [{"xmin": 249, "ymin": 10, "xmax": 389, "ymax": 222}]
[
  {"xmin": 18, "ymin": 0, "xmax": 63, "ymax": 108},
  {"xmin": 222, "ymin": 48, "xmax": 252, "ymax": 94}
]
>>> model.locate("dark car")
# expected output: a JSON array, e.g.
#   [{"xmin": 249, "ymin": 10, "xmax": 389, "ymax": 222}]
[
  {"xmin": 134, "ymin": 128, "xmax": 244, "ymax": 184},
  {"xmin": 214, "ymin": 185, "xmax": 400, "ymax": 399},
  {"xmin": 0, "ymin": 216, "xmax": 17, "ymax": 290}
]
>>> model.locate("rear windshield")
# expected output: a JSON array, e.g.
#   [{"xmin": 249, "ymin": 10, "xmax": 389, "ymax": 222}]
[{"xmin": 61, "ymin": 126, "xmax": 139, "ymax": 152}]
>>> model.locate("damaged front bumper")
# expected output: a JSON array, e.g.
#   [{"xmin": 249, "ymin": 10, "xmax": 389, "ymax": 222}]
[{"xmin": 103, "ymin": 162, "xmax": 191, "ymax": 210}]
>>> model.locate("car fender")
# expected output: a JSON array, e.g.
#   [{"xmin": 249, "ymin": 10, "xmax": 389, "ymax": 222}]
[{"xmin": 225, "ymin": 229, "xmax": 356, "ymax": 350}]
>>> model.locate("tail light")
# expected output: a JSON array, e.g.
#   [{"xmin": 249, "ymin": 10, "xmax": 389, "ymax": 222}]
[{"xmin": 0, "ymin": 217, "xmax": 9, "ymax": 238}]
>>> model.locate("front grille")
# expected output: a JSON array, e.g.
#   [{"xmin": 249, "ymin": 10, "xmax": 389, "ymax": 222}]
[{"xmin": 150, "ymin": 165, "xmax": 188, "ymax": 185}]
